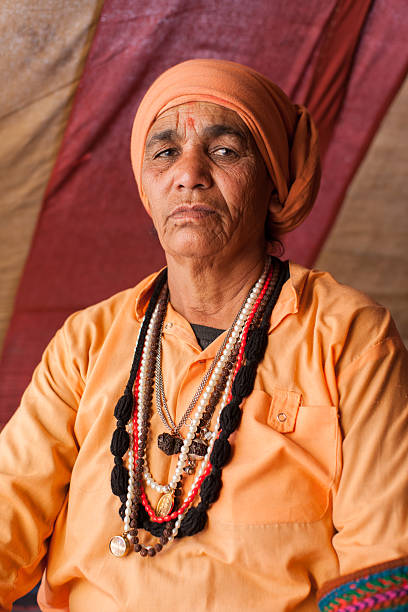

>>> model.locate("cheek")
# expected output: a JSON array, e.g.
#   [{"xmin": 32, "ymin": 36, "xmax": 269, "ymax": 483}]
[
  {"xmin": 141, "ymin": 165, "xmax": 157, "ymax": 198},
  {"xmin": 231, "ymin": 168, "xmax": 270, "ymax": 231},
  {"xmin": 140, "ymin": 173, "xmax": 163, "ymax": 229},
  {"xmin": 148, "ymin": 196, "xmax": 166, "ymax": 227},
  {"xmin": 223, "ymin": 165, "xmax": 264, "ymax": 211},
  {"xmin": 141, "ymin": 170, "xmax": 168, "ymax": 220}
]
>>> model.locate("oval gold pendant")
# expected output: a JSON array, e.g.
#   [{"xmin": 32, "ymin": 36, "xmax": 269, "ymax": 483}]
[
  {"xmin": 109, "ymin": 534, "xmax": 130, "ymax": 557},
  {"xmin": 156, "ymin": 492, "xmax": 174, "ymax": 517}
]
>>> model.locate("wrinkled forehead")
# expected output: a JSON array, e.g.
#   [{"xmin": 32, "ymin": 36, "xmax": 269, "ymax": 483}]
[{"xmin": 144, "ymin": 101, "xmax": 255, "ymax": 153}]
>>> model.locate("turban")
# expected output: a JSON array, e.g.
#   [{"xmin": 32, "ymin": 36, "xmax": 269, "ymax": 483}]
[{"xmin": 131, "ymin": 59, "xmax": 320, "ymax": 234}]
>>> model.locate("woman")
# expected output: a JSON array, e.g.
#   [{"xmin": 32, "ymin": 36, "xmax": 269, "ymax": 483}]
[{"xmin": 0, "ymin": 59, "xmax": 407, "ymax": 611}]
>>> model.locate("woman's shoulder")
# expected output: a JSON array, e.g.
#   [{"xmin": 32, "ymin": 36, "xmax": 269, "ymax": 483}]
[
  {"xmin": 290, "ymin": 261, "xmax": 381, "ymax": 310},
  {"xmin": 52, "ymin": 270, "xmax": 160, "ymax": 357},
  {"xmin": 289, "ymin": 261, "xmax": 390, "ymax": 323},
  {"xmin": 288, "ymin": 261, "xmax": 403, "ymax": 364}
]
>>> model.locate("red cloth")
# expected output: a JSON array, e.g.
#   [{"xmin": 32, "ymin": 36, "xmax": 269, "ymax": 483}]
[{"xmin": 1, "ymin": 0, "xmax": 407, "ymax": 425}]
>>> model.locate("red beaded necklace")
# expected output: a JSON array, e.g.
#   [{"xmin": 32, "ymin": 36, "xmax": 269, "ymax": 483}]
[
  {"xmin": 135, "ymin": 265, "xmax": 274, "ymax": 523},
  {"xmin": 109, "ymin": 258, "xmax": 290, "ymax": 558}
]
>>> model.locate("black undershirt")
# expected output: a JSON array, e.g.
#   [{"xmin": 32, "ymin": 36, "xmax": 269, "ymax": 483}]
[{"xmin": 190, "ymin": 323, "xmax": 225, "ymax": 350}]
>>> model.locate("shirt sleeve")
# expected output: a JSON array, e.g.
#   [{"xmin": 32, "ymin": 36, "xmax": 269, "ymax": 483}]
[
  {"xmin": 0, "ymin": 324, "xmax": 83, "ymax": 610},
  {"xmin": 332, "ymin": 307, "xmax": 408, "ymax": 574}
]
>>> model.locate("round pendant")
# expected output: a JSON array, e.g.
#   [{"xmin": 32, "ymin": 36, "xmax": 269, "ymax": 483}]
[
  {"xmin": 156, "ymin": 492, "xmax": 174, "ymax": 517},
  {"xmin": 109, "ymin": 534, "xmax": 130, "ymax": 557}
]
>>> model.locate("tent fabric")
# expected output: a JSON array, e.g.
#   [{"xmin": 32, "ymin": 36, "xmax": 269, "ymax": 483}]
[
  {"xmin": 316, "ymin": 78, "xmax": 408, "ymax": 346},
  {"xmin": 284, "ymin": 0, "xmax": 408, "ymax": 264},
  {"xmin": 0, "ymin": 0, "xmax": 104, "ymax": 349},
  {"xmin": 0, "ymin": 0, "xmax": 407, "ymax": 426}
]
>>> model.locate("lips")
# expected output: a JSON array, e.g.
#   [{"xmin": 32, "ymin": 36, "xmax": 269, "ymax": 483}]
[{"xmin": 170, "ymin": 204, "xmax": 216, "ymax": 220}]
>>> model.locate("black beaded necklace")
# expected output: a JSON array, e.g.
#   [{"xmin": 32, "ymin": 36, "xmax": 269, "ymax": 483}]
[
  {"xmin": 110, "ymin": 268, "xmax": 168, "ymax": 506},
  {"xmin": 110, "ymin": 259, "xmax": 289, "ymax": 545}
]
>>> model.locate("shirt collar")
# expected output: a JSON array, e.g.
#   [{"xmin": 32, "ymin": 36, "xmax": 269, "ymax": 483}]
[
  {"xmin": 134, "ymin": 268, "xmax": 165, "ymax": 322},
  {"xmin": 268, "ymin": 261, "xmax": 306, "ymax": 332}
]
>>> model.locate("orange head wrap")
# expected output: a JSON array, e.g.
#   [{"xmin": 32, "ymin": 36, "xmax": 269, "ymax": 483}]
[{"xmin": 131, "ymin": 58, "xmax": 320, "ymax": 234}]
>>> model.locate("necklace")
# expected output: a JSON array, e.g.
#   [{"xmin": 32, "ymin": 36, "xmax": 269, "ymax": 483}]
[
  {"xmin": 138, "ymin": 370, "xmax": 233, "ymax": 523},
  {"xmin": 154, "ymin": 259, "xmax": 270, "ymax": 441},
  {"xmin": 109, "ymin": 258, "xmax": 289, "ymax": 558},
  {"xmin": 141, "ymin": 260, "xmax": 270, "ymax": 503},
  {"xmin": 114, "ymin": 275, "xmax": 264, "ymax": 557}
]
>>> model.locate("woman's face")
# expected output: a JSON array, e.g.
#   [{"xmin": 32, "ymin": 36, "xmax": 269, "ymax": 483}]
[{"xmin": 141, "ymin": 101, "xmax": 274, "ymax": 261}]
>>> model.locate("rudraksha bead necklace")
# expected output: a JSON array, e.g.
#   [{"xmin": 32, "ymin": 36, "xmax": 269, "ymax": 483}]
[
  {"xmin": 115, "ymin": 276, "xmax": 265, "ymax": 557},
  {"xmin": 133, "ymin": 261, "xmax": 279, "ymax": 546},
  {"xmin": 109, "ymin": 258, "xmax": 289, "ymax": 557}
]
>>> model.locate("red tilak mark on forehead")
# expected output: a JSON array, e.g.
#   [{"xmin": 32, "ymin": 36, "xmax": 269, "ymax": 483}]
[{"xmin": 187, "ymin": 117, "xmax": 196, "ymax": 129}]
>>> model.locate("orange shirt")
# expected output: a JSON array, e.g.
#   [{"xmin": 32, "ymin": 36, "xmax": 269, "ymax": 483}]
[{"xmin": 1, "ymin": 263, "xmax": 408, "ymax": 611}]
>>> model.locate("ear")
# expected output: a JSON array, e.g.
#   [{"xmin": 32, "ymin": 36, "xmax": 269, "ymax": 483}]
[{"xmin": 268, "ymin": 188, "xmax": 282, "ymax": 215}]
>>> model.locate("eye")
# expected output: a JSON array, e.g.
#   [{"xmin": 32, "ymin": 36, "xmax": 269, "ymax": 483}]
[
  {"xmin": 153, "ymin": 147, "xmax": 178, "ymax": 159},
  {"xmin": 211, "ymin": 146, "xmax": 238, "ymax": 158}
]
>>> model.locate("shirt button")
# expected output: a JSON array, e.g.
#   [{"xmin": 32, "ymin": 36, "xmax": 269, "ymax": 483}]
[{"xmin": 277, "ymin": 412, "xmax": 287, "ymax": 422}]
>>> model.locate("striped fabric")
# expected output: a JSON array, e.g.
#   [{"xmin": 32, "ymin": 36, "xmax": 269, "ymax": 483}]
[{"xmin": 318, "ymin": 557, "xmax": 408, "ymax": 611}]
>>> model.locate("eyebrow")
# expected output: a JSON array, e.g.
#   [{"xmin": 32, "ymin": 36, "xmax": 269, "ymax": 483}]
[
  {"xmin": 203, "ymin": 124, "xmax": 248, "ymax": 144},
  {"xmin": 145, "ymin": 123, "xmax": 249, "ymax": 150},
  {"xmin": 145, "ymin": 129, "xmax": 177, "ymax": 150}
]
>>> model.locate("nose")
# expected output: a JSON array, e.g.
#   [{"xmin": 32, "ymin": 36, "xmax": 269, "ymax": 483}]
[{"xmin": 173, "ymin": 147, "xmax": 212, "ymax": 191}]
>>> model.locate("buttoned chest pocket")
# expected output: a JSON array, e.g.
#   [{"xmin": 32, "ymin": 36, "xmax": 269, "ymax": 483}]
[{"xmin": 210, "ymin": 389, "xmax": 339, "ymax": 524}]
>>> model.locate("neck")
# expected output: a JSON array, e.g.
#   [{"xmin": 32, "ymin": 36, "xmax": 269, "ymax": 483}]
[{"xmin": 166, "ymin": 248, "xmax": 268, "ymax": 329}]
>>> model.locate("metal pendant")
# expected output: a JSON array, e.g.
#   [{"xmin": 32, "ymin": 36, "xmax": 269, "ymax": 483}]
[
  {"xmin": 183, "ymin": 459, "xmax": 196, "ymax": 475},
  {"xmin": 156, "ymin": 492, "xmax": 174, "ymax": 517},
  {"xmin": 109, "ymin": 534, "xmax": 130, "ymax": 557}
]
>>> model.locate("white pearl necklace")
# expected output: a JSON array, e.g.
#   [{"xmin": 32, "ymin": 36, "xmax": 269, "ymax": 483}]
[
  {"xmin": 140, "ymin": 264, "xmax": 268, "ymax": 494},
  {"xmin": 166, "ymin": 372, "xmax": 234, "ymax": 542},
  {"xmin": 124, "ymin": 369, "xmax": 233, "ymax": 538},
  {"xmin": 123, "ymin": 258, "xmax": 269, "ymax": 538}
]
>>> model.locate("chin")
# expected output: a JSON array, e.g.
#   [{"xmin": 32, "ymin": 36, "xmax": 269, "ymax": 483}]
[{"xmin": 163, "ymin": 230, "xmax": 223, "ymax": 259}]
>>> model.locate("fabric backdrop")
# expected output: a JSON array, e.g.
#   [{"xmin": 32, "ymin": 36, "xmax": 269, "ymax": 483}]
[
  {"xmin": 317, "ymin": 79, "xmax": 408, "ymax": 347},
  {"xmin": 0, "ymin": 0, "xmax": 104, "ymax": 348},
  {"xmin": 1, "ymin": 0, "xmax": 407, "ymax": 426}
]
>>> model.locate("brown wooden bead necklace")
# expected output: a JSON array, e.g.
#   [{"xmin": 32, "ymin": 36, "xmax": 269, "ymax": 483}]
[{"xmin": 109, "ymin": 258, "xmax": 289, "ymax": 558}]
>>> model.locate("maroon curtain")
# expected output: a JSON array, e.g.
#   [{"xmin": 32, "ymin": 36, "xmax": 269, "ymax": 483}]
[{"xmin": 1, "ymin": 0, "xmax": 407, "ymax": 425}]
